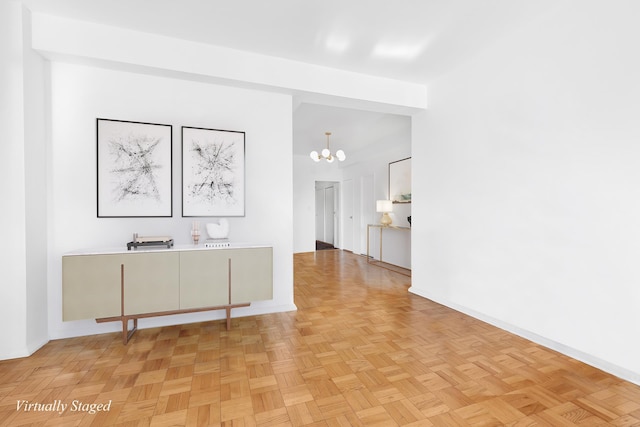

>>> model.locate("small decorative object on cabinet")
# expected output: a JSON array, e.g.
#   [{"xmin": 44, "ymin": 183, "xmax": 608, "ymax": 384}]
[
  {"xmin": 206, "ymin": 218, "xmax": 229, "ymax": 239},
  {"xmin": 126, "ymin": 235, "xmax": 173, "ymax": 250},
  {"xmin": 205, "ymin": 219, "xmax": 230, "ymax": 247},
  {"xmin": 191, "ymin": 221, "xmax": 201, "ymax": 244}
]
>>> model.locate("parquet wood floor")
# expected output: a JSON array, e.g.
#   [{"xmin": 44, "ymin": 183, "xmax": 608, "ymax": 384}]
[{"xmin": 1, "ymin": 250, "xmax": 639, "ymax": 426}]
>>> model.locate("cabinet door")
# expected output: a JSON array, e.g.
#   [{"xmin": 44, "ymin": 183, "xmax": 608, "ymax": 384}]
[
  {"xmin": 229, "ymin": 247, "xmax": 273, "ymax": 304},
  {"xmin": 123, "ymin": 252, "xmax": 179, "ymax": 315},
  {"xmin": 62, "ymin": 254, "xmax": 122, "ymax": 321},
  {"xmin": 179, "ymin": 250, "xmax": 230, "ymax": 309}
]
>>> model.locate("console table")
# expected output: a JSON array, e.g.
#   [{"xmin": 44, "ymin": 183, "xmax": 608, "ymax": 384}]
[
  {"xmin": 62, "ymin": 244, "xmax": 272, "ymax": 344},
  {"xmin": 366, "ymin": 224, "xmax": 411, "ymax": 276}
]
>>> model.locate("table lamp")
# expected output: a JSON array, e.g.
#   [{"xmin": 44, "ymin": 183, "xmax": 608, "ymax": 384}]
[{"xmin": 376, "ymin": 200, "xmax": 393, "ymax": 226}]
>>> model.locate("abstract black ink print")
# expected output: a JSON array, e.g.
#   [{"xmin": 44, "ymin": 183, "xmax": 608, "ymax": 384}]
[
  {"xmin": 180, "ymin": 126, "xmax": 244, "ymax": 217},
  {"xmin": 108, "ymin": 134, "xmax": 164, "ymax": 202},
  {"xmin": 97, "ymin": 118, "xmax": 173, "ymax": 217},
  {"xmin": 188, "ymin": 139, "xmax": 237, "ymax": 205}
]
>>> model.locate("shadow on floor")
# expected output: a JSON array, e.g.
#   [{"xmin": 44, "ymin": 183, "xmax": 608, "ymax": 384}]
[{"xmin": 315, "ymin": 240, "xmax": 335, "ymax": 250}]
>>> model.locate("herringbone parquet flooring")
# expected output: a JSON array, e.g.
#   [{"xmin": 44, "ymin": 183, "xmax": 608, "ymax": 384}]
[{"xmin": 1, "ymin": 250, "xmax": 639, "ymax": 426}]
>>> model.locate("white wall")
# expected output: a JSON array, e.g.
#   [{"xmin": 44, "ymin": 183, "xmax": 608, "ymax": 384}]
[
  {"xmin": 411, "ymin": 1, "xmax": 640, "ymax": 383},
  {"xmin": 48, "ymin": 62, "xmax": 295, "ymax": 338},
  {"xmin": 23, "ymin": 6, "xmax": 49, "ymax": 353},
  {"xmin": 0, "ymin": 0, "xmax": 29, "ymax": 359},
  {"xmin": 0, "ymin": 2, "xmax": 49, "ymax": 360}
]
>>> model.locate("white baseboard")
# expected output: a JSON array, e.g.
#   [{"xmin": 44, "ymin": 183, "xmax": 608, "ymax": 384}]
[
  {"xmin": 409, "ymin": 286, "xmax": 640, "ymax": 387},
  {"xmin": 26, "ymin": 336, "xmax": 50, "ymax": 356},
  {"xmin": 0, "ymin": 348, "xmax": 31, "ymax": 361},
  {"xmin": 0, "ymin": 336, "xmax": 50, "ymax": 361}
]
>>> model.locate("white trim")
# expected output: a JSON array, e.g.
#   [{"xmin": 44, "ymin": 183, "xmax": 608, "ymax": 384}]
[{"xmin": 409, "ymin": 286, "xmax": 640, "ymax": 387}]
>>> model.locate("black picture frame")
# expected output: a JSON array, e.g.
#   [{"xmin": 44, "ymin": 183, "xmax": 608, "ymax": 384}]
[
  {"xmin": 389, "ymin": 157, "xmax": 411, "ymax": 203},
  {"xmin": 181, "ymin": 126, "xmax": 246, "ymax": 217},
  {"xmin": 97, "ymin": 118, "xmax": 173, "ymax": 217}
]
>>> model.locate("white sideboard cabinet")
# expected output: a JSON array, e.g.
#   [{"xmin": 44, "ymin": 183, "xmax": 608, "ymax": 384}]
[{"xmin": 62, "ymin": 245, "xmax": 273, "ymax": 343}]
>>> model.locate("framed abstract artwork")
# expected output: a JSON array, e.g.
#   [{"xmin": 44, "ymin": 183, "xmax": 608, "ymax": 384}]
[
  {"xmin": 97, "ymin": 118, "xmax": 173, "ymax": 217},
  {"xmin": 181, "ymin": 126, "xmax": 245, "ymax": 217},
  {"xmin": 389, "ymin": 157, "xmax": 411, "ymax": 203}
]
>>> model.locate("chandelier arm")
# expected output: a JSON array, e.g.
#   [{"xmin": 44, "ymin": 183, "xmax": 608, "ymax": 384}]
[{"xmin": 311, "ymin": 131, "xmax": 344, "ymax": 162}]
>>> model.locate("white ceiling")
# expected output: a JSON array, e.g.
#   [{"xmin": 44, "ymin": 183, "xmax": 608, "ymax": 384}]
[
  {"xmin": 21, "ymin": 0, "xmax": 560, "ymax": 157},
  {"xmin": 293, "ymin": 104, "xmax": 410, "ymax": 158}
]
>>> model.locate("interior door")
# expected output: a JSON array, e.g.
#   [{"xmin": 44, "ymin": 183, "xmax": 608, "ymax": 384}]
[
  {"xmin": 315, "ymin": 188, "xmax": 324, "ymax": 242},
  {"xmin": 342, "ymin": 179, "xmax": 353, "ymax": 251},
  {"xmin": 324, "ymin": 186, "xmax": 335, "ymax": 245}
]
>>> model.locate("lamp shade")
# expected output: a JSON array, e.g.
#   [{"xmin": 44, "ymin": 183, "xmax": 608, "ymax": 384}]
[{"xmin": 376, "ymin": 200, "xmax": 393, "ymax": 213}]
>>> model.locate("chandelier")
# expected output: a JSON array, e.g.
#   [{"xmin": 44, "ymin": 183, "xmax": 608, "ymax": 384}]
[{"xmin": 310, "ymin": 132, "xmax": 346, "ymax": 163}]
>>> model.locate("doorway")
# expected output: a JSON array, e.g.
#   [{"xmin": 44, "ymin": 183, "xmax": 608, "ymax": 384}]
[{"xmin": 315, "ymin": 181, "xmax": 340, "ymax": 250}]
